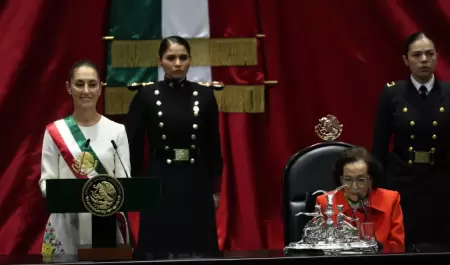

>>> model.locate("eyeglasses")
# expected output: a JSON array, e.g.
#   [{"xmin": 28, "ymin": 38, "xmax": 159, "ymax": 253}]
[{"xmin": 341, "ymin": 176, "xmax": 370, "ymax": 188}]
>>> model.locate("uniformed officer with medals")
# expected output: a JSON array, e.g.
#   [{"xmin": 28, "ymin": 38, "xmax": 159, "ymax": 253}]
[{"xmin": 372, "ymin": 32, "xmax": 450, "ymax": 247}]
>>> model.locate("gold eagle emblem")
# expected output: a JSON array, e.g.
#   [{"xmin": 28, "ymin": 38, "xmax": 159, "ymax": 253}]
[
  {"xmin": 81, "ymin": 174, "xmax": 124, "ymax": 217},
  {"xmin": 71, "ymin": 151, "xmax": 98, "ymax": 176},
  {"xmin": 314, "ymin": 115, "xmax": 343, "ymax": 141}
]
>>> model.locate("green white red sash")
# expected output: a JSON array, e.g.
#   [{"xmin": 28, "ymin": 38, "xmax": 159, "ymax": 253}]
[
  {"xmin": 47, "ymin": 116, "xmax": 129, "ymax": 245},
  {"xmin": 46, "ymin": 116, "xmax": 108, "ymax": 179}
]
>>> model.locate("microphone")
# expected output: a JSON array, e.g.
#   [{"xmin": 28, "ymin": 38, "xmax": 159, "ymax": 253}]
[
  {"xmin": 111, "ymin": 140, "xmax": 130, "ymax": 178},
  {"xmin": 85, "ymin": 139, "xmax": 91, "ymax": 148},
  {"xmin": 111, "ymin": 139, "xmax": 132, "ymax": 245},
  {"xmin": 77, "ymin": 139, "xmax": 91, "ymax": 178},
  {"xmin": 357, "ymin": 193, "xmax": 369, "ymax": 221}
]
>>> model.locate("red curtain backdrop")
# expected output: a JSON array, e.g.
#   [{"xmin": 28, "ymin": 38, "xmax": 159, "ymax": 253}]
[
  {"xmin": 219, "ymin": 0, "xmax": 450, "ymax": 250},
  {"xmin": 0, "ymin": 0, "xmax": 108, "ymax": 254},
  {"xmin": 208, "ymin": 0, "xmax": 266, "ymax": 251},
  {"xmin": 2, "ymin": 0, "xmax": 450, "ymax": 254}
]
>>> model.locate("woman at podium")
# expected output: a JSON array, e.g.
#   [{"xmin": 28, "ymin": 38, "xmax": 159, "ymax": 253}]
[
  {"xmin": 38, "ymin": 60, "xmax": 131, "ymax": 255},
  {"xmin": 316, "ymin": 147, "xmax": 405, "ymax": 246},
  {"xmin": 126, "ymin": 36, "xmax": 223, "ymax": 257},
  {"xmin": 372, "ymin": 32, "xmax": 450, "ymax": 245}
]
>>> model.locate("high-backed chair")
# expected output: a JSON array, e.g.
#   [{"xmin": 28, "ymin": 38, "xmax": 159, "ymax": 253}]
[{"xmin": 283, "ymin": 140, "xmax": 354, "ymax": 246}]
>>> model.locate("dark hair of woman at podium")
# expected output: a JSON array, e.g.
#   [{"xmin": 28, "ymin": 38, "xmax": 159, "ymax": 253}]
[
  {"xmin": 38, "ymin": 59, "xmax": 131, "ymax": 256},
  {"xmin": 66, "ymin": 60, "xmax": 101, "ymax": 111}
]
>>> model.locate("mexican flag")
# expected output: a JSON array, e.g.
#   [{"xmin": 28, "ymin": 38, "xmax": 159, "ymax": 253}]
[
  {"xmin": 105, "ymin": 0, "xmax": 264, "ymax": 116},
  {"xmin": 104, "ymin": 0, "xmax": 267, "ymax": 250}
]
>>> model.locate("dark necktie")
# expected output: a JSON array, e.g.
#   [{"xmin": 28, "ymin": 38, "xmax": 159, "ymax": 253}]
[{"xmin": 419, "ymin": 85, "xmax": 428, "ymax": 100}]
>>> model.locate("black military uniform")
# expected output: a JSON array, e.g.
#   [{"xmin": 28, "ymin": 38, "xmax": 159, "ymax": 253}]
[
  {"xmin": 126, "ymin": 77, "xmax": 223, "ymax": 256},
  {"xmin": 372, "ymin": 77, "xmax": 450, "ymax": 246}
]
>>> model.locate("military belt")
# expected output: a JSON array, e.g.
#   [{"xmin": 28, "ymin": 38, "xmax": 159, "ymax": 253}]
[
  {"xmin": 173, "ymin": 149, "xmax": 190, "ymax": 161},
  {"xmin": 152, "ymin": 148, "xmax": 194, "ymax": 162},
  {"xmin": 412, "ymin": 150, "xmax": 435, "ymax": 164}
]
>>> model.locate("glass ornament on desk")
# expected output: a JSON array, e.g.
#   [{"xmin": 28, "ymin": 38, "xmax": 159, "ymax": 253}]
[{"xmin": 285, "ymin": 184, "xmax": 378, "ymax": 254}]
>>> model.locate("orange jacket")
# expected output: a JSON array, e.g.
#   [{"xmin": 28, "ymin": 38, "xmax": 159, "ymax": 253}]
[{"xmin": 316, "ymin": 188, "xmax": 405, "ymax": 245}]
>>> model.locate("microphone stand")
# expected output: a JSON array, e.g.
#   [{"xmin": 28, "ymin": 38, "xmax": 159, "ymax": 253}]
[{"xmin": 110, "ymin": 140, "xmax": 132, "ymax": 247}]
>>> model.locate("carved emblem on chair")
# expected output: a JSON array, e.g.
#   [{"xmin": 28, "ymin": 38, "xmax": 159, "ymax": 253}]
[{"xmin": 314, "ymin": 115, "xmax": 343, "ymax": 141}]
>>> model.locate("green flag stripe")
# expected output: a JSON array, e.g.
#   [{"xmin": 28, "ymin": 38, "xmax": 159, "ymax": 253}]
[
  {"xmin": 106, "ymin": 42, "xmax": 158, "ymax": 86},
  {"xmin": 108, "ymin": 0, "xmax": 162, "ymax": 40},
  {"xmin": 64, "ymin": 116, "xmax": 108, "ymax": 175},
  {"xmin": 106, "ymin": 0, "xmax": 161, "ymax": 88},
  {"xmin": 106, "ymin": 68, "xmax": 158, "ymax": 87}
]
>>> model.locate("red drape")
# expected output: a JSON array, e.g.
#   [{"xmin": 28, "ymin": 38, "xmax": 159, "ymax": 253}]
[
  {"xmin": 208, "ymin": 0, "xmax": 269, "ymax": 250},
  {"xmin": 3, "ymin": 0, "xmax": 450, "ymax": 255},
  {"xmin": 211, "ymin": 0, "xmax": 450, "ymax": 251},
  {"xmin": 0, "ymin": 0, "xmax": 107, "ymax": 254}
]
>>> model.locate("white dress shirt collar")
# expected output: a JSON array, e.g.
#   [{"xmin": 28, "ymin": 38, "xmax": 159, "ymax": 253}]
[{"xmin": 410, "ymin": 74, "xmax": 435, "ymax": 94}]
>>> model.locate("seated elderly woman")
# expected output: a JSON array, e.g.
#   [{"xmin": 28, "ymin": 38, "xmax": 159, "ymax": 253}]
[{"xmin": 316, "ymin": 147, "xmax": 405, "ymax": 246}]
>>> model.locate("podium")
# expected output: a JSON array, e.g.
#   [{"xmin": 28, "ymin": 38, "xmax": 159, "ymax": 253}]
[{"xmin": 46, "ymin": 175, "xmax": 160, "ymax": 261}]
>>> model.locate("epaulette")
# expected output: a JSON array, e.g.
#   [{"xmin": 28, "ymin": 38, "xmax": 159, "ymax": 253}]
[
  {"xmin": 386, "ymin": 81, "xmax": 395, "ymax": 87},
  {"xmin": 197, "ymin": 81, "xmax": 225, "ymax": 91},
  {"xmin": 126, "ymin": 80, "xmax": 226, "ymax": 91},
  {"xmin": 127, "ymin": 82, "xmax": 154, "ymax": 91}
]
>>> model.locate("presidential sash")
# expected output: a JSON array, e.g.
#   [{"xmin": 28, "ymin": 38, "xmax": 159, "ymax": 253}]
[
  {"xmin": 46, "ymin": 116, "xmax": 108, "ymax": 178},
  {"xmin": 46, "ymin": 116, "xmax": 130, "ymax": 244}
]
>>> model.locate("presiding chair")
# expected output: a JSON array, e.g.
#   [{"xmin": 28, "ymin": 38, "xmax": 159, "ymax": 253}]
[{"xmin": 283, "ymin": 115, "xmax": 354, "ymax": 246}]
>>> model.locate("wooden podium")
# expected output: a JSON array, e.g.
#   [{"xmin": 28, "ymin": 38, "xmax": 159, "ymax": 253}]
[{"xmin": 46, "ymin": 176, "xmax": 160, "ymax": 261}]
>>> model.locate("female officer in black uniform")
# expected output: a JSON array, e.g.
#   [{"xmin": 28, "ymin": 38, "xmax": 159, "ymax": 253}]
[
  {"xmin": 126, "ymin": 36, "xmax": 223, "ymax": 257},
  {"xmin": 372, "ymin": 32, "xmax": 450, "ymax": 246}
]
